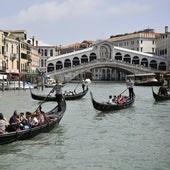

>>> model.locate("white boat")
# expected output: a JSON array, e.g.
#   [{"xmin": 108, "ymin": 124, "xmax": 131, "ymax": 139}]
[{"xmin": 126, "ymin": 73, "xmax": 164, "ymax": 86}]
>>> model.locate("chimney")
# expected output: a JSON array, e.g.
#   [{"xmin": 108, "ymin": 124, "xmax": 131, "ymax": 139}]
[
  {"xmin": 36, "ymin": 40, "xmax": 38, "ymax": 47},
  {"xmin": 165, "ymin": 26, "xmax": 168, "ymax": 33},
  {"xmin": 32, "ymin": 36, "xmax": 35, "ymax": 46}
]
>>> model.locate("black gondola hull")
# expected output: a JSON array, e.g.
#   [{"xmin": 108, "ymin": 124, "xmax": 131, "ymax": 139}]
[
  {"xmin": 90, "ymin": 91, "xmax": 134, "ymax": 112},
  {"xmin": 152, "ymin": 87, "xmax": 170, "ymax": 101},
  {"xmin": 30, "ymin": 87, "xmax": 88, "ymax": 101},
  {"xmin": 0, "ymin": 96, "xmax": 66, "ymax": 145}
]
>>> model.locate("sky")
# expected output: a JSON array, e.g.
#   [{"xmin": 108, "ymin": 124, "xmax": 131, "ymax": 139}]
[{"xmin": 0, "ymin": 0, "xmax": 170, "ymax": 46}]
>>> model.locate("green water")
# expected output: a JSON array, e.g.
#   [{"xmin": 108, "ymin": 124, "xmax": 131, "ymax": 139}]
[{"xmin": 0, "ymin": 82, "xmax": 170, "ymax": 170}]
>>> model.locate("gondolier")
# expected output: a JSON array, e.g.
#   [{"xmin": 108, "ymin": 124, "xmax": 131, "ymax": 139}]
[
  {"xmin": 52, "ymin": 81, "xmax": 63, "ymax": 112},
  {"xmin": 127, "ymin": 79, "xmax": 134, "ymax": 100}
]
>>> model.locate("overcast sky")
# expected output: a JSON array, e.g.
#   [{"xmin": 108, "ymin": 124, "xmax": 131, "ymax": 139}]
[{"xmin": 0, "ymin": 0, "xmax": 169, "ymax": 46}]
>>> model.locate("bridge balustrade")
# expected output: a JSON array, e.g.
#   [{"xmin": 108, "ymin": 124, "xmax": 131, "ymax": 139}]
[{"xmin": 48, "ymin": 59, "xmax": 157, "ymax": 82}]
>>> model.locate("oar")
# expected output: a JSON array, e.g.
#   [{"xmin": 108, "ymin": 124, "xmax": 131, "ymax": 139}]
[
  {"xmin": 117, "ymin": 88, "xmax": 128, "ymax": 97},
  {"xmin": 35, "ymin": 85, "xmax": 56, "ymax": 112},
  {"xmin": 74, "ymin": 80, "xmax": 81, "ymax": 92}
]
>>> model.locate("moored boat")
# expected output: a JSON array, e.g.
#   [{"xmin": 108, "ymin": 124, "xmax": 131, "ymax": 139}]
[
  {"xmin": 0, "ymin": 95, "xmax": 66, "ymax": 145},
  {"xmin": 90, "ymin": 91, "xmax": 134, "ymax": 112},
  {"xmin": 126, "ymin": 73, "xmax": 164, "ymax": 86}
]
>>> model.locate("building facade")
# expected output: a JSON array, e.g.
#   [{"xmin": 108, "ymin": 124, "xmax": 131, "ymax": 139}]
[
  {"xmin": 108, "ymin": 28, "xmax": 161, "ymax": 54},
  {"xmin": 155, "ymin": 26, "xmax": 170, "ymax": 67},
  {"xmin": 108, "ymin": 26, "xmax": 170, "ymax": 69},
  {"xmin": 38, "ymin": 45, "xmax": 56, "ymax": 73},
  {"xmin": 0, "ymin": 30, "xmax": 40, "ymax": 80}
]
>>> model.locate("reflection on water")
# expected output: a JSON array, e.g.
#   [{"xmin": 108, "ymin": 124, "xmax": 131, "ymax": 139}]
[{"xmin": 0, "ymin": 82, "xmax": 170, "ymax": 170}]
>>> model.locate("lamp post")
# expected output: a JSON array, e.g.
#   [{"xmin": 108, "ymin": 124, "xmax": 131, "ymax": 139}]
[{"xmin": 17, "ymin": 38, "xmax": 21, "ymax": 88}]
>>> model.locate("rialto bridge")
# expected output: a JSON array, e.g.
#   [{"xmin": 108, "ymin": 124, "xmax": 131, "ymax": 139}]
[{"xmin": 46, "ymin": 41, "xmax": 168, "ymax": 82}]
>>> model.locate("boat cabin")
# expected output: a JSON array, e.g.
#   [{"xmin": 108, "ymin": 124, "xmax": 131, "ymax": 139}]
[{"xmin": 125, "ymin": 73, "xmax": 164, "ymax": 86}]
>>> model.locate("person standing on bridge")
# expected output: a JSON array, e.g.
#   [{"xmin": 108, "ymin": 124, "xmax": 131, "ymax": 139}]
[{"xmin": 126, "ymin": 78, "xmax": 134, "ymax": 100}]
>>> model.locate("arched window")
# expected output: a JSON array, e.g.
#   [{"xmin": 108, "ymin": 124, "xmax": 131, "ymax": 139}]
[
  {"xmin": 64, "ymin": 59, "xmax": 71, "ymax": 68},
  {"xmin": 81, "ymin": 55, "xmax": 88, "ymax": 63},
  {"xmin": 132, "ymin": 56, "xmax": 139, "ymax": 64},
  {"xmin": 73, "ymin": 57, "xmax": 80, "ymax": 66},
  {"xmin": 45, "ymin": 49, "xmax": 47, "ymax": 56},
  {"xmin": 56, "ymin": 61, "xmax": 63, "ymax": 70},
  {"xmin": 141, "ymin": 58, "xmax": 148, "ymax": 67},
  {"xmin": 158, "ymin": 62, "xmax": 166, "ymax": 71},
  {"xmin": 150, "ymin": 60, "xmax": 157, "ymax": 69},
  {"xmin": 123, "ymin": 54, "xmax": 131, "ymax": 63},
  {"xmin": 47, "ymin": 63, "xmax": 54, "ymax": 72},
  {"xmin": 115, "ymin": 52, "xmax": 122, "ymax": 60},
  {"xmin": 89, "ymin": 53, "xmax": 97, "ymax": 62},
  {"xmin": 50, "ymin": 49, "xmax": 53, "ymax": 56}
]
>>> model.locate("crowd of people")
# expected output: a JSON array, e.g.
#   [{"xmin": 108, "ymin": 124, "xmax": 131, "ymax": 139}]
[
  {"xmin": 0, "ymin": 106, "xmax": 53, "ymax": 134},
  {"xmin": 107, "ymin": 95, "xmax": 131, "ymax": 105},
  {"xmin": 107, "ymin": 78, "xmax": 134, "ymax": 105}
]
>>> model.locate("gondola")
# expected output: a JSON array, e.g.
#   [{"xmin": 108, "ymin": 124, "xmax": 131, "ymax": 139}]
[
  {"xmin": 152, "ymin": 87, "xmax": 170, "ymax": 101},
  {"xmin": 90, "ymin": 91, "xmax": 134, "ymax": 112},
  {"xmin": 30, "ymin": 87, "xmax": 88, "ymax": 101},
  {"xmin": 0, "ymin": 96, "xmax": 66, "ymax": 145}
]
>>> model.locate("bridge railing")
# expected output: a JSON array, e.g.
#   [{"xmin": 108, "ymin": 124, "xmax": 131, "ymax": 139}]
[{"xmin": 48, "ymin": 59, "xmax": 156, "ymax": 75}]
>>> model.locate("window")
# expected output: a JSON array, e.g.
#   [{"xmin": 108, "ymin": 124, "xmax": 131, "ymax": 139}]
[
  {"xmin": 41, "ymin": 59, "xmax": 43, "ymax": 67},
  {"xmin": 50, "ymin": 49, "xmax": 53, "ymax": 56},
  {"xmin": 152, "ymin": 48, "xmax": 155, "ymax": 53},
  {"xmin": 45, "ymin": 49, "xmax": 47, "ymax": 56}
]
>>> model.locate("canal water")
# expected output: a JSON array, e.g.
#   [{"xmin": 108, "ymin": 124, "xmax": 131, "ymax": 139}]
[{"xmin": 0, "ymin": 82, "xmax": 170, "ymax": 170}]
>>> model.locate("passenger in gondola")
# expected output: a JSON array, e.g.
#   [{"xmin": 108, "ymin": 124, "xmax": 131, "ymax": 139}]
[
  {"xmin": 20, "ymin": 112, "xmax": 28, "ymax": 125},
  {"xmin": 112, "ymin": 95, "xmax": 117, "ymax": 103},
  {"xmin": 52, "ymin": 80, "xmax": 63, "ymax": 112},
  {"xmin": 0, "ymin": 113, "xmax": 9, "ymax": 133},
  {"xmin": 30, "ymin": 112, "xmax": 39, "ymax": 127},
  {"xmin": 167, "ymin": 87, "xmax": 170, "ymax": 95},
  {"xmin": 108, "ymin": 95, "xmax": 117, "ymax": 105},
  {"xmin": 158, "ymin": 86, "xmax": 168, "ymax": 96},
  {"xmin": 118, "ymin": 96, "xmax": 127, "ymax": 104},
  {"xmin": 108, "ymin": 95, "xmax": 113, "ymax": 104},
  {"xmin": 8, "ymin": 110, "xmax": 22, "ymax": 131},
  {"xmin": 35, "ymin": 108, "xmax": 45, "ymax": 126}
]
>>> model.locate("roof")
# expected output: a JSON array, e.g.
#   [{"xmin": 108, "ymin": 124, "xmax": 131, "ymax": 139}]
[{"xmin": 47, "ymin": 46, "xmax": 94, "ymax": 62}]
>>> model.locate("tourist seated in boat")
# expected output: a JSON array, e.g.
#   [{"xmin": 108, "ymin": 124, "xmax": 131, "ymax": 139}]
[
  {"xmin": 64, "ymin": 90, "xmax": 74, "ymax": 96},
  {"xmin": 38, "ymin": 106, "xmax": 53, "ymax": 122},
  {"xmin": 35, "ymin": 108, "xmax": 45, "ymax": 126},
  {"xmin": 19, "ymin": 112, "xmax": 28, "ymax": 126},
  {"xmin": 30, "ymin": 112, "xmax": 39, "ymax": 127},
  {"xmin": 24, "ymin": 111, "xmax": 37, "ymax": 128},
  {"xmin": 112, "ymin": 95, "xmax": 117, "ymax": 103},
  {"xmin": 108, "ymin": 95, "xmax": 117, "ymax": 105},
  {"xmin": 0, "ymin": 113, "xmax": 9, "ymax": 134},
  {"xmin": 158, "ymin": 86, "xmax": 168, "ymax": 96},
  {"xmin": 108, "ymin": 95, "xmax": 113, "ymax": 103},
  {"xmin": 167, "ymin": 87, "xmax": 170, "ymax": 95},
  {"xmin": 8, "ymin": 110, "xmax": 23, "ymax": 132},
  {"xmin": 118, "ymin": 96, "xmax": 127, "ymax": 104}
]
